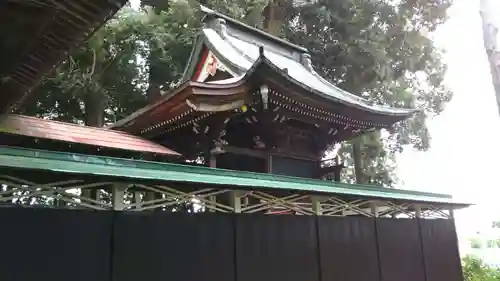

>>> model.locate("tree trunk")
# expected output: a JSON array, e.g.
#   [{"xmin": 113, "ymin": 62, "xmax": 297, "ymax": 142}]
[
  {"xmin": 84, "ymin": 92, "xmax": 106, "ymax": 127},
  {"xmin": 144, "ymin": 12, "xmax": 164, "ymax": 203},
  {"xmin": 263, "ymin": 0, "xmax": 289, "ymax": 37},
  {"xmin": 82, "ymin": 91, "xmax": 106, "ymax": 201},
  {"xmin": 352, "ymin": 138, "xmax": 365, "ymax": 184}
]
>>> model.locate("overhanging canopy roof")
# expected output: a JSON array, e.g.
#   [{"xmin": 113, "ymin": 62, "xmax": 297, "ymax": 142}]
[
  {"xmin": 110, "ymin": 80, "xmax": 249, "ymax": 133},
  {"xmin": 182, "ymin": 5, "xmax": 418, "ymax": 117},
  {"xmin": 0, "ymin": 0, "xmax": 127, "ymax": 114},
  {"xmin": 0, "ymin": 114, "xmax": 180, "ymax": 156},
  {"xmin": 0, "ymin": 145, "xmax": 471, "ymax": 208},
  {"xmin": 111, "ymin": 58, "xmax": 413, "ymax": 137}
]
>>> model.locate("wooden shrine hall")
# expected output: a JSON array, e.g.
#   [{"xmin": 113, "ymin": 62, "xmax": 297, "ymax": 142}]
[
  {"xmin": 111, "ymin": 6, "xmax": 419, "ymax": 180},
  {"xmin": 0, "ymin": 4, "xmax": 468, "ymax": 281}
]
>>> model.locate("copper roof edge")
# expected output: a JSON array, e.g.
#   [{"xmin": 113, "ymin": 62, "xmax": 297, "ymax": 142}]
[
  {"xmin": 0, "ymin": 114, "xmax": 180, "ymax": 156},
  {"xmin": 110, "ymin": 79, "xmax": 250, "ymax": 129}
]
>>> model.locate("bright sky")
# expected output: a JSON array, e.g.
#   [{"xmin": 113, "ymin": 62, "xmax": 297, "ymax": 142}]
[{"xmin": 397, "ymin": 0, "xmax": 500, "ymax": 238}]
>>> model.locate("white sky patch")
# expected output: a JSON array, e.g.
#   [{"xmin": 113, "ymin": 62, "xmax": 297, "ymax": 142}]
[
  {"xmin": 130, "ymin": 0, "xmax": 140, "ymax": 10},
  {"xmin": 397, "ymin": 0, "xmax": 500, "ymax": 245}
]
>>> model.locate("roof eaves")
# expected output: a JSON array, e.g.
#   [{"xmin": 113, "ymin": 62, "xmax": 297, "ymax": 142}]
[
  {"xmin": 110, "ymin": 79, "xmax": 250, "ymax": 130},
  {"xmin": 0, "ymin": 146, "xmax": 473, "ymax": 207},
  {"xmin": 109, "ymin": 82, "xmax": 192, "ymax": 129},
  {"xmin": 1, "ymin": 0, "xmax": 128, "ymax": 115},
  {"xmin": 245, "ymin": 52, "xmax": 418, "ymax": 117},
  {"xmin": 0, "ymin": 115, "xmax": 181, "ymax": 156},
  {"xmin": 200, "ymin": 23, "xmax": 417, "ymax": 118}
]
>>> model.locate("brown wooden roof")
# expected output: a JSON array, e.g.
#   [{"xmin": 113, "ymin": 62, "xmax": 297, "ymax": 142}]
[
  {"xmin": 110, "ymin": 80, "xmax": 250, "ymax": 134},
  {"xmin": 0, "ymin": 0, "xmax": 127, "ymax": 114},
  {"xmin": 0, "ymin": 114, "xmax": 180, "ymax": 156},
  {"xmin": 112, "ymin": 59, "xmax": 412, "ymax": 140}
]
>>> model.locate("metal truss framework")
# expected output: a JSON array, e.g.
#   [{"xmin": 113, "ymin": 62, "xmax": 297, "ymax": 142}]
[{"xmin": 0, "ymin": 174, "xmax": 453, "ymax": 219}]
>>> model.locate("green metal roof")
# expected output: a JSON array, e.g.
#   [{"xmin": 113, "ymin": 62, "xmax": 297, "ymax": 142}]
[{"xmin": 0, "ymin": 146, "xmax": 470, "ymax": 207}]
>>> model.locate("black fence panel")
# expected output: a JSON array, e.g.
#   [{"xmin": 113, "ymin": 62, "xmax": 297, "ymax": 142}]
[
  {"xmin": 0, "ymin": 207, "xmax": 464, "ymax": 281},
  {"xmin": 0, "ymin": 207, "xmax": 113, "ymax": 281},
  {"xmin": 420, "ymin": 219, "xmax": 463, "ymax": 281},
  {"xmin": 318, "ymin": 217, "xmax": 380, "ymax": 281},
  {"xmin": 112, "ymin": 212, "xmax": 235, "ymax": 281},
  {"xmin": 376, "ymin": 218, "xmax": 426, "ymax": 281},
  {"xmin": 235, "ymin": 214, "xmax": 320, "ymax": 281}
]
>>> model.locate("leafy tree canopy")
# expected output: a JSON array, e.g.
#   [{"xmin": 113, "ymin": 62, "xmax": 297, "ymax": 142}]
[{"xmin": 463, "ymin": 255, "xmax": 500, "ymax": 281}]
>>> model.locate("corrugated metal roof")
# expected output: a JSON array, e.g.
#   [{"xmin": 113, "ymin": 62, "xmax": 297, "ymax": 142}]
[
  {"xmin": 0, "ymin": 114, "xmax": 180, "ymax": 156},
  {"xmin": 0, "ymin": 145, "xmax": 473, "ymax": 207}
]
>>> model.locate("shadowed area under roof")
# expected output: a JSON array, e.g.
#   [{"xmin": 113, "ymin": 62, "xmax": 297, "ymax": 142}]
[{"xmin": 0, "ymin": 0, "xmax": 128, "ymax": 114}]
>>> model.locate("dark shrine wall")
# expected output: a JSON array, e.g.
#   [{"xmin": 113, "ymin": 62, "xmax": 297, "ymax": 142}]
[
  {"xmin": 217, "ymin": 153, "xmax": 268, "ymax": 173},
  {"xmin": 0, "ymin": 208, "xmax": 464, "ymax": 281},
  {"xmin": 271, "ymin": 155, "xmax": 318, "ymax": 178}
]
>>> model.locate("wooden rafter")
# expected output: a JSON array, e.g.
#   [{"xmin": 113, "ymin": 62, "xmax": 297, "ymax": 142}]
[{"xmin": 0, "ymin": 0, "xmax": 127, "ymax": 114}]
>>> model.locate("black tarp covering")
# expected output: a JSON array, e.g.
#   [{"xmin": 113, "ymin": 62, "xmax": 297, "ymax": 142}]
[
  {"xmin": 0, "ymin": 207, "xmax": 464, "ymax": 281},
  {"xmin": 376, "ymin": 218, "xmax": 426, "ymax": 281},
  {"xmin": 420, "ymin": 219, "xmax": 463, "ymax": 281},
  {"xmin": 318, "ymin": 217, "xmax": 380, "ymax": 281},
  {"xmin": 112, "ymin": 212, "xmax": 235, "ymax": 281},
  {"xmin": 235, "ymin": 214, "xmax": 320, "ymax": 281},
  {"xmin": 0, "ymin": 207, "xmax": 113, "ymax": 281}
]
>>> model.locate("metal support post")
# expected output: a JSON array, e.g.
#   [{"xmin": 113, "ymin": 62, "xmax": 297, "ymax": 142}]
[
  {"xmin": 208, "ymin": 195, "xmax": 216, "ymax": 213},
  {"xmin": 370, "ymin": 201, "xmax": 379, "ymax": 218},
  {"xmin": 134, "ymin": 191, "xmax": 141, "ymax": 209},
  {"xmin": 311, "ymin": 196, "xmax": 324, "ymax": 215},
  {"xmin": 415, "ymin": 204, "xmax": 422, "ymax": 218},
  {"xmin": 230, "ymin": 191, "xmax": 243, "ymax": 213},
  {"xmin": 112, "ymin": 183, "xmax": 127, "ymax": 211}
]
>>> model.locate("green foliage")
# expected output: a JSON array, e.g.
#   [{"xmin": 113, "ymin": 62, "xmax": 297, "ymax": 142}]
[
  {"xmin": 463, "ymin": 255, "xmax": 500, "ymax": 281},
  {"xmin": 284, "ymin": 0, "xmax": 453, "ymax": 184},
  {"xmin": 469, "ymin": 237, "xmax": 483, "ymax": 249},
  {"xmin": 21, "ymin": 3, "xmax": 201, "ymax": 124},
  {"xmin": 487, "ymin": 239, "xmax": 500, "ymax": 249}
]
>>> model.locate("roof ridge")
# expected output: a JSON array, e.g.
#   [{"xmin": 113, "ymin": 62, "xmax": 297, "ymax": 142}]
[{"xmin": 200, "ymin": 5, "xmax": 308, "ymax": 53}]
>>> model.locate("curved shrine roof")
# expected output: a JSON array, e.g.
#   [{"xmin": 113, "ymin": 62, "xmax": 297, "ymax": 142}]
[
  {"xmin": 183, "ymin": 6, "xmax": 418, "ymax": 117},
  {"xmin": 112, "ymin": 5, "xmax": 419, "ymax": 138}
]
